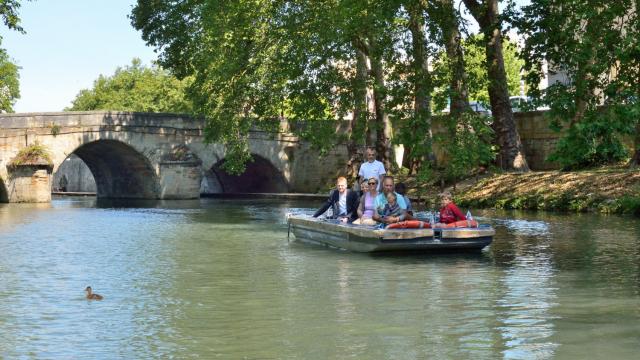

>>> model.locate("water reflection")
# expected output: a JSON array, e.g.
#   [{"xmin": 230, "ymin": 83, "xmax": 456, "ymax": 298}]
[{"xmin": 0, "ymin": 198, "xmax": 639, "ymax": 358}]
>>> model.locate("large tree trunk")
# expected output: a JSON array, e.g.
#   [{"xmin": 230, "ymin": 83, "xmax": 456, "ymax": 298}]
[
  {"xmin": 346, "ymin": 44, "xmax": 370, "ymax": 179},
  {"xmin": 463, "ymin": 0, "xmax": 529, "ymax": 172},
  {"xmin": 432, "ymin": 0, "xmax": 471, "ymax": 116},
  {"xmin": 629, "ymin": 1, "xmax": 640, "ymax": 167},
  {"xmin": 368, "ymin": 37, "xmax": 394, "ymax": 170},
  {"xmin": 631, "ymin": 122, "xmax": 640, "ymax": 168},
  {"xmin": 406, "ymin": 0, "xmax": 434, "ymax": 172}
]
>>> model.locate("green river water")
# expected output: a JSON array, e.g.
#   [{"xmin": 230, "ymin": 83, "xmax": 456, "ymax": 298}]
[{"xmin": 0, "ymin": 197, "xmax": 638, "ymax": 359}]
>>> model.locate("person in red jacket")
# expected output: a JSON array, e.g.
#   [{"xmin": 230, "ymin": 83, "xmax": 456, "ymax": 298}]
[{"xmin": 436, "ymin": 192, "xmax": 466, "ymax": 225}]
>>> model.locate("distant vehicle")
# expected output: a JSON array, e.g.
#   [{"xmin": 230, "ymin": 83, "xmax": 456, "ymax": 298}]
[
  {"xmin": 441, "ymin": 101, "xmax": 492, "ymax": 116},
  {"xmin": 510, "ymin": 96, "xmax": 550, "ymax": 112},
  {"xmin": 469, "ymin": 101, "xmax": 491, "ymax": 116},
  {"xmin": 510, "ymin": 96, "xmax": 532, "ymax": 112}
]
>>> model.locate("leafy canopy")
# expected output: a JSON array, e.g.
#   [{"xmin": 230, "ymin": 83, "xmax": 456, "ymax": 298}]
[
  {"xmin": 0, "ymin": 46, "xmax": 20, "ymax": 112},
  {"xmin": 516, "ymin": 0, "xmax": 639, "ymax": 169},
  {"xmin": 66, "ymin": 58, "xmax": 193, "ymax": 113}
]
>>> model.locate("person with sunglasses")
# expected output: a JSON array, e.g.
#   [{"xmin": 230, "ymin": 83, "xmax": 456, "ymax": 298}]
[{"xmin": 353, "ymin": 177, "xmax": 379, "ymax": 225}]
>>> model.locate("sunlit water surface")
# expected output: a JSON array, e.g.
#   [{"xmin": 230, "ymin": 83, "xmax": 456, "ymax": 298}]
[{"xmin": 0, "ymin": 197, "xmax": 639, "ymax": 359}]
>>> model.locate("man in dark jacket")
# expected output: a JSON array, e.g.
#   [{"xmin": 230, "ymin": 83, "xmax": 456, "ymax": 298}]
[{"xmin": 313, "ymin": 176, "xmax": 359, "ymax": 223}]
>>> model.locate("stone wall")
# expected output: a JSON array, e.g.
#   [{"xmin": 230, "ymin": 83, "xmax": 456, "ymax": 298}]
[
  {"xmin": 513, "ymin": 111, "xmax": 563, "ymax": 170},
  {"xmin": 430, "ymin": 111, "xmax": 565, "ymax": 171},
  {"xmin": 7, "ymin": 166, "xmax": 52, "ymax": 202}
]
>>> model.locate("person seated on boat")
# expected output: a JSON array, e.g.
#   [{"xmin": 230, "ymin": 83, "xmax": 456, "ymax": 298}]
[
  {"xmin": 432, "ymin": 191, "xmax": 466, "ymax": 228},
  {"xmin": 395, "ymin": 182, "xmax": 413, "ymax": 214},
  {"xmin": 381, "ymin": 192, "xmax": 406, "ymax": 223},
  {"xmin": 372, "ymin": 175, "xmax": 409, "ymax": 225},
  {"xmin": 313, "ymin": 176, "xmax": 360, "ymax": 223},
  {"xmin": 353, "ymin": 177, "xmax": 379, "ymax": 225},
  {"xmin": 358, "ymin": 178, "xmax": 369, "ymax": 198}
]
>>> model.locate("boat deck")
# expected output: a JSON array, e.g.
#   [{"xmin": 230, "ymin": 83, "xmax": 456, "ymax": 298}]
[{"xmin": 288, "ymin": 215, "xmax": 494, "ymax": 253}]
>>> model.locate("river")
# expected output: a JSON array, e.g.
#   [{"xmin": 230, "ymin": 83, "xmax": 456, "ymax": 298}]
[{"xmin": 0, "ymin": 197, "xmax": 638, "ymax": 359}]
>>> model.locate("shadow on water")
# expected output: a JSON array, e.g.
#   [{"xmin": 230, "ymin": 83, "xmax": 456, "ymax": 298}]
[{"xmin": 94, "ymin": 198, "xmax": 201, "ymax": 209}]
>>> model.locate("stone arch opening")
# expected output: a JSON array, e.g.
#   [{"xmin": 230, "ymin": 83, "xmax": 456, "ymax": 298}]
[
  {"xmin": 70, "ymin": 140, "xmax": 160, "ymax": 199},
  {"xmin": 0, "ymin": 177, "xmax": 8, "ymax": 203},
  {"xmin": 204, "ymin": 154, "xmax": 289, "ymax": 193},
  {"xmin": 53, "ymin": 153, "xmax": 96, "ymax": 193}
]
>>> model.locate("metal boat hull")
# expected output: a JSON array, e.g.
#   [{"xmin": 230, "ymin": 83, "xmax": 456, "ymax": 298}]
[{"xmin": 288, "ymin": 215, "xmax": 494, "ymax": 253}]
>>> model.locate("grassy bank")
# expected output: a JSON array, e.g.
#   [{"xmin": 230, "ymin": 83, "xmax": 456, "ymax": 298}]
[{"xmin": 453, "ymin": 167, "xmax": 640, "ymax": 215}]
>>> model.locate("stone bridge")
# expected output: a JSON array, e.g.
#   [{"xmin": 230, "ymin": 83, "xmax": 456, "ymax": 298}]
[{"xmin": 0, "ymin": 112, "xmax": 348, "ymax": 202}]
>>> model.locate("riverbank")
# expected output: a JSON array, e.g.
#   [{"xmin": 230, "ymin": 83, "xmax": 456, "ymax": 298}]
[{"xmin": 451, "ymin": 167, "xmax": 640, "ymax": 215}]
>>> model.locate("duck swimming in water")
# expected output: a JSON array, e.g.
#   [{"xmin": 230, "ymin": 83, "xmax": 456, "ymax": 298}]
[{"xmin": 85, "ymin": 286, "xmax": 103, "ymax": 300}]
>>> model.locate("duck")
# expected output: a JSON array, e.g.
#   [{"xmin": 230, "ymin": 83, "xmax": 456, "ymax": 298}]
[{"xmin": 85, "ymin": 286, "xmax": 103, "ymax": 300}]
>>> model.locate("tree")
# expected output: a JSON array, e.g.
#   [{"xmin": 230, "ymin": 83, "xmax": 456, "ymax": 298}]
[
  {"xmin": 66, "ymin": 59, "xmax": 193, "ymax": 113},
  {"xmin": 0, "ymin": 0, "xmax": 25, "ymax": 113},
  {"xmin": 0, "ymin": 47, "xmax": 20, "ymax": 112},
  {"xmin": 131, "ymin": 0, "xmax": 405, "ymax": 174},
  {"xmin": 517, "ymin": 0, "xmax": 639, "ymax": 169},
  {"xmin": 462, "ymin": 0, "xmax": 529, "ymax": 171},
  {"xmin": 463, "ymin": 35, "xmax": 523, "ymax": 105},
  {"xmin": 0, "ymin": 0, "xmax": 27, "ymax": 33}
]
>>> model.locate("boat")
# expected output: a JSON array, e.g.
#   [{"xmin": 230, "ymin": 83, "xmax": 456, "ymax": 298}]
[{"xmin": 287, "ymin": 214, "xmax": 494, "ymax": 253}]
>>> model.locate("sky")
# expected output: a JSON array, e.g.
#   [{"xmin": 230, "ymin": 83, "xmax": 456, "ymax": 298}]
[{"xmin": 0, "ymin": 0, "xmax": 157, "ymax": 113}]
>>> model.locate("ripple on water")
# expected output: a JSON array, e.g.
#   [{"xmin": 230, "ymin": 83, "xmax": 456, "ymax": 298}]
[{"xmin": 0, "ymin": 199, "xmax": 639, "ymax": 359}]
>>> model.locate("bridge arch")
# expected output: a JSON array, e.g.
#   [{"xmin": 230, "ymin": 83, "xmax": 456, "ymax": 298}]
[
  {"xmin": 0, "ymin": 177, "xmax": 7, "ymax": 203},
  {"xmin": 70, "ymin": 140, "xmax": 160, "ymax": 199},
  {"xmin": 204, "ymin": 154, "xmax": 289, "ymax": 193}
]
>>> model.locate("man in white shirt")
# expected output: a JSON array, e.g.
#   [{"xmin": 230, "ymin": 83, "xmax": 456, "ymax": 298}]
[{"xmin": 358, "ymin": 147, "xmax": 386, "ymax": 191}]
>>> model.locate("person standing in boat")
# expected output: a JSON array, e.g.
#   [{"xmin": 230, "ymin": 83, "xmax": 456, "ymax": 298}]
[
  {"xmin": 353, "ymin": 177, "xmax": 379, "ymax": 225},
  {"xmin": 313, "ymin": 176, "xmax": 360, "ymax": 223},
  {"xmin": 434, "ymin": 192, "xmax": 466, "ymax": 226},
  {"xmin": 358, "ymin": 147, "xmax": 386, "ymax": 192},
  {"xmin": 373, "ymin": 176, "xmax": 409, "ymax": 224}
]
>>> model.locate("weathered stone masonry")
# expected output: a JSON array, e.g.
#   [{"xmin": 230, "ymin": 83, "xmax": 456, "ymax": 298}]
[{"xmin": 0, "ymin": 111, "xmax": 348, "ymax": 202}]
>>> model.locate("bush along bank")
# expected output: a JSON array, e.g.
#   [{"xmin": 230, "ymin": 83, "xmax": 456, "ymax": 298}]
[{"xmin": 455, "ymin": 170, "xmax": 640, "ymax": 216}]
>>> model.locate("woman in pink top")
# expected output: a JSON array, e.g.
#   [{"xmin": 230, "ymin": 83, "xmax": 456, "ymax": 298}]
[{"xmin": 353, "ymin": 177, "xmax": 379, "ymax": 225}]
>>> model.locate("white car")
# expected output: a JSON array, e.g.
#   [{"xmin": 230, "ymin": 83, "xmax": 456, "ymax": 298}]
[
  {"xmin": 441, "ymin": 101, "xmax": 492, "ymax": 116},
  {"xmin": 510, "ymin": 96, "xmax": 532, "ymax": 112}
]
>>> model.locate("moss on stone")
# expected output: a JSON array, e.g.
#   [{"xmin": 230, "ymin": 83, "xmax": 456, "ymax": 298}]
[{"xmin": 8, "ymin": 143, "xmax": 53, "ymax": 168}]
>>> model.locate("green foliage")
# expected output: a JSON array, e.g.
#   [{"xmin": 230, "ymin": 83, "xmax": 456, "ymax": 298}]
[
  {"xmin": 66, "ymin": 58, "xmax": 193, "ymax": 113},
  {"xmin": 616, "ymin": 196, "xmax": 640, "ymax": 215},
  {"xmin": 517, "ymin": 0, "xmax": 639, "ymax": 169},
  {"xmin": 129, "ymin": 0, "xmax": 594, "ymax": 176},
  {"xmin": 131, "ymin": 0, "xmax": 405, "ymax": 174},
  {"xmin": 0, "ymin": 1, "xmax": 25, "ymax": 113},
  {"xmin": 432, "ymin": 35, "xmax": 524, "ymax": 110},
  {"xmin": 8, "ymin": 142, "xmax": 52, "ymax": 167},
  {"xmin": 0, "ymin": 46, "xmax": 20, "ymax": 112},
  {"xmin": 0, "ymin": 0, "xmax": 26, "ymax": 33},
  {"xmin": 437, "ymin": 113, "xmax": 495, "ymax": 182},
  {"xmin": 547, "ymin": 108, "xmax": 630, "ymax": 169},
  {"xmin": 49, "ymin": 123, "xmax": 60, "ymax": 136}
]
